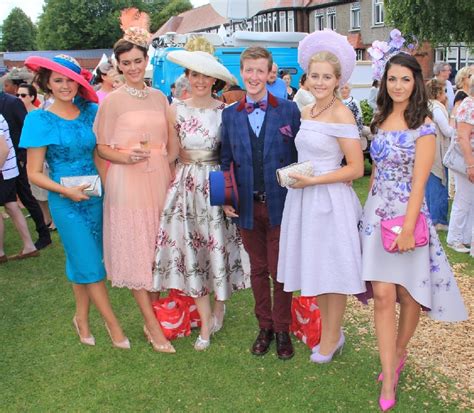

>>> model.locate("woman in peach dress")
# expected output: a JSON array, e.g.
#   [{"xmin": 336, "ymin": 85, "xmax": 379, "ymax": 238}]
[{"xmin": 94, "ymin": 9, "xmax": 177, "ymax": 353}]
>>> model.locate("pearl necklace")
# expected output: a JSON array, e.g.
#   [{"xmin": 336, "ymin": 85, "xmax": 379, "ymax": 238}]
[
  {"xmin": 310, "ymin": 96, "xmax": 337, "ymax": 118},
  {"xmin": 124, "ymin": 83, "xmax": 150, "ymax": 99}
]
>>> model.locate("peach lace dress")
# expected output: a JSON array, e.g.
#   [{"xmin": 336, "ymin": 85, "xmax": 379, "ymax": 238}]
[{"xmin": 94, "ymin": 87, "xmax": 171, "ymax": 290}]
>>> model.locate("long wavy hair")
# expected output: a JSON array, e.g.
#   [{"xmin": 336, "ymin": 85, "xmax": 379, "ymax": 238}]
[{"xmin": 371, "ymin": 53, "xmax": 430, "ymax": 133}]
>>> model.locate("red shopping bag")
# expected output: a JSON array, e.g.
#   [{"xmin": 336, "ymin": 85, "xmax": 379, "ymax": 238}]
[
  {"xmin": 169, "ymin": 289, "xmax": 201, "ymax": 328},
  {"xmin": 290, "ymin": 296, "xmax": 321, "ymax": 349},
  {"xmin": 152, "ymin": 297, "xmax": 191, "ymax": 340}
]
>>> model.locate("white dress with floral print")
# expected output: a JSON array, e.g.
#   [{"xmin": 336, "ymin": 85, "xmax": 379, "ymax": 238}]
[
  {"xmin": 359, "ymin": 123, "xmax": 467, "ymax": 322},
  {"xmin": 153, "ymin": 101, "xmax": 250, "ymax": 298}
]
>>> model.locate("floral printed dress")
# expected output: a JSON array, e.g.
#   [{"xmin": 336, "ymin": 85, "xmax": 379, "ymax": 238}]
[
  {"xmin": 359, "ymin": 123, "xmax": 467, "ymax": 322},
  {"xmin": 153, "ymin": 101, "xmax": 250, "ymax": 298}
]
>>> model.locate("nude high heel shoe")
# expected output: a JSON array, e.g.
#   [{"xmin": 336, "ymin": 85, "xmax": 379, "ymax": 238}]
[
  {"xmin": 143, "ymin": 325, "xmax": 176, "ymax": 354},
  {"xmin": 105, "ymin": 324, "xmax": 131, "ymax": 350},
  {"xmin": 72, "ymin": 316, "xmax": 95, "ymax": 346}
]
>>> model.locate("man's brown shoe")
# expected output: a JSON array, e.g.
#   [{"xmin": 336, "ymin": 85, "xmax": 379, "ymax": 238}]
[{"xmin": 251, "ymin": 328, "xmax": 274, "ymax": 356}]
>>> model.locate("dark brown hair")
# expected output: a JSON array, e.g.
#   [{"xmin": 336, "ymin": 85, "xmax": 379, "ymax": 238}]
[
  {"xmin": 18, "ymin": 83, "xmax": 37, "ymax": 102},
  {"xmin": 240, "ymin": 46, "xmax": 273, "ymax": 71},
  {"xmin": 33, "ymin": 68, "xmax": 53, "ymax": 94},
  {"xmin": 33, "ymin": 67, "xmax": 84, "ymax": 98},
  {"xmin": 371, "ymin": 53, "xmax": 431, "ymax": 133},
  {"xmin": 113, "ymin": 39, "xmax": 148, "ymax": 74}
]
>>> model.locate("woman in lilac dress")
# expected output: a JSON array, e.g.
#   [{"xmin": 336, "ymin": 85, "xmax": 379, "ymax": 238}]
[
  {"xmin": 359, "ymin": 53, "xmax": 467, "ymax": 411},
  {"xmin": 277, "ymin": 30, "xmax": 366, "ymax": 365}
]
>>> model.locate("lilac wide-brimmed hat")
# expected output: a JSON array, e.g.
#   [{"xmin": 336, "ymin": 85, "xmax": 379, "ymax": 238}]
[{"xmin": 298, "ymin": 29, "xmax": 356, "ymax": 86}]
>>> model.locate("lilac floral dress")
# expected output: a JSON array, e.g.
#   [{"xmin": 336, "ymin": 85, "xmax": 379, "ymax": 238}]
[
  {"xmin": 153, "ymin": 101, "xmax": 250, "ymax": 298},
  {"xmin": 359, "ymin": 123, "xmax": 467, "ymax": 322}
]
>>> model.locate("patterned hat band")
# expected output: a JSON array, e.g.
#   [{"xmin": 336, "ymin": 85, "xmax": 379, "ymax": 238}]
[{"xmin": 52, "ymin": 55, "xmax": 82, "ymax": 74}]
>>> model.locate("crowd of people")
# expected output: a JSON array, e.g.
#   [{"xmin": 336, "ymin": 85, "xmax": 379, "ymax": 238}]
[{"xmin": 0, "ymin": 9, "xmax": 472, "ymax": 411}]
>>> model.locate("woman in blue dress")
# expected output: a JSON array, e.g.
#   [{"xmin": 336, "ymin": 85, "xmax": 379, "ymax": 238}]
[{"xmin": 20, "ymin": 55, "xmax": 129, "ymax": 349}]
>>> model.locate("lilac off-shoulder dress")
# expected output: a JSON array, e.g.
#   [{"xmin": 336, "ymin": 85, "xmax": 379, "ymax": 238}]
[
  {"xmin": 277, "ymin": 120, "xmax": 366, "ymax": 297},
  {"xmin": 359, "ymin": 123, "xmax": 467, "ymax": 322}
]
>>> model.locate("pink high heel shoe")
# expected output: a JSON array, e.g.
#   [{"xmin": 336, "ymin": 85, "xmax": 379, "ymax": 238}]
[
  {"xmin": 105, "ymin": 324, "xmax": 131, "ymax": 350},
  {"xmin": 72, "ymin": 316, "xmax": 95, "ymax": 346},
  {"xmin": 378, "ymin": 352, "xmax": 408, "ymax": 382},
  {"xmin": 310, "ymin": 331, "xmax": 345, "ymax": 364},
  {"xmin": 379, "ymin": 370, "xmax": 400, "ymax": 411},
  {"xmin": 379, "ymin": 396, "xmax": 396, "ymax": 412}
]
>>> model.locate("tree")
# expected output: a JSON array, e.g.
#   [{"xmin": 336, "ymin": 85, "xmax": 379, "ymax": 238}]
[
  {"xmin": 37, "ymin": 0, "xmax": 144, "ymax": 50},
  {"xmin": 36, "ymin": 0, "xmax": 193, "ymax": 51},
  {"xmin": 149, "ymin": 0, "xmax": 193, "ymax": 33},
  {"xmin": 1, "ymin": 8, "xmax": 37, "ymax": 51},
  {"xmin": 385, "ymin": 0, "xmax": 474, "ymax": 45}
]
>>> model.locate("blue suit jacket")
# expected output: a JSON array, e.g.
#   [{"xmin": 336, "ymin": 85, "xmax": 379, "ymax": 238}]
[{"xmin": 221, "ymin": 93, "xmax": 300, "ymax": 230}]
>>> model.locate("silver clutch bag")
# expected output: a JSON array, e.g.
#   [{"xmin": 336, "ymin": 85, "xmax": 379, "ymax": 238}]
[
  {"xmin": 60, "ymin": 175, "xmax": 102, "ymax": 197},
  {"xmin": 276, "ymin": 161, "xmax": 314, "ymax": 187}
]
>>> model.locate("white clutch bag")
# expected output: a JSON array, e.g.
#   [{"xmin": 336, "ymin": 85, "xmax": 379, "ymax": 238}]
[
  {"xmin": 276, "ymin": 161, "xmax": 314, "ymax": 187},
  {"xmin": 60, "ymin": 175, "xmax": 102, "ymax": 197}
]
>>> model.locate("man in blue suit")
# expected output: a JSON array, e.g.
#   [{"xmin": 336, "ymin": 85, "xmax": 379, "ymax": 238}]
[{"xmin": 221, "ymin": 47, "xmax": 301, "ymax": 360}]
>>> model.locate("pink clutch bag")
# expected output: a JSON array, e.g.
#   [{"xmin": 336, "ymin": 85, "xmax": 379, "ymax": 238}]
[{"xmin": 380, "ymin": 213, "xmax": 429, "ymax": 253}]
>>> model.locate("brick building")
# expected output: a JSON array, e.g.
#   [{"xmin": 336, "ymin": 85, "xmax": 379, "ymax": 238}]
[
  {"xmin": 155, "ymin": 0, "xmax": 472, "ymax": 79},
  {"xmin": 2, "ymin": 49, "xmax": 113, "ymax": 72}
]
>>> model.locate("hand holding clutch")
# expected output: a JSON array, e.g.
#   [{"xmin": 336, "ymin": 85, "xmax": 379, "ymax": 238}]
[
  {"xmin": 60, "ymin": 175, "xmax": 102, "ymax": 198},
  {"xmin": 276, "ymin": 161, "xmax": 314, "ymax": 188}
]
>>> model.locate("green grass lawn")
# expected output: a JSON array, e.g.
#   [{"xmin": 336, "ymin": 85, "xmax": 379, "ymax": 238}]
[{"xmin": 0, "ymin": 176, "xmax": 470, "ymax": 412}]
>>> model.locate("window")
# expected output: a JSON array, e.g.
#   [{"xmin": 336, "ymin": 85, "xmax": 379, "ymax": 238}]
[
  {"xmin": 356, "ymin": 49, "xmax": 364, "ymax": 61},
  {"xmin": 287, "ymin": 11, "xmax": 295, "ymax": 32},
  {"xmin": 253, "ymin": 16, "xmax": 257, "ymax": 31},
  {"xmin": 279, "ymin": 11, "xmax": 286, "ymax": 32},
  {"xmin": 315, "ymin": 10, "xmax": 325, "ymax": 31},
  {"xmin": 373, "ymin": 0, "xmax": 384, "ymax": 25},
  {"xmin": 258, "ymin": 15, "xmax": 262, "ymax": 31},
  {"xmin": 263, "ymin": 14, "xmax": 267, "ymax": 31},
  {"xmin": 351, "ymin": 2, "xmax": 361, "ymax": 29},
  {"xmin": 272, "ymin": 12, "xmax": 278, "ymax": 31},
  {"xmin": 327, "ymin": 8, "xmax": 336, "ymax": 30},
  {"xmin": 267, "ymin": 13, "xmax": 272, "ymax": 31}
]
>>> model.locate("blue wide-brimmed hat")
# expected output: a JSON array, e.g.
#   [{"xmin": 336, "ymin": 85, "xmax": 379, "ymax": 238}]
[{"xmin": 209, "ymin": 167, "xmax": 239, "ymax": 211}]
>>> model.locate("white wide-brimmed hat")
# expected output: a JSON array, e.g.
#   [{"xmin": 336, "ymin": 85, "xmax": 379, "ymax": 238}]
[{"xmin": 167, "ymin": 50, "xmax": 237, "ymax": 85}]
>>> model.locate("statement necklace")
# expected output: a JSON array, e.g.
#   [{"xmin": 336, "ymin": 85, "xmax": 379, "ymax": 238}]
[
  {"xmin": 310, "ymin": 96, "xmax": 337, "ymax": 118},
  {"xmin": 124, "ymin": 83, "xmax": 150, "ymax": 99}
]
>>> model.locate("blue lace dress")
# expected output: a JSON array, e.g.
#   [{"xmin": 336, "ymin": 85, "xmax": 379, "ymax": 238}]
[
  {"xmin": 20, "ymin": 98, "xmax": 105, "ymax": 284},
  {"xmin": 359, "ymin": 123, "xmax": 467, "ymax": 322}
]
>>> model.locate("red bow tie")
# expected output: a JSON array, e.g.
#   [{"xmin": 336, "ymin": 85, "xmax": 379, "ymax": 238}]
[{"xmin": 245, "ymin": 100, "xmax": 267, "ymax": 113}]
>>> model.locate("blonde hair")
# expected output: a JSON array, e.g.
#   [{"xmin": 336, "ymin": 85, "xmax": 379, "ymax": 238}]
[
  {"xmin": 455, "ymin": 66, "xmax": 471, "ymax": 89},
  {"xmin": 469, "ymin": 75, "xmax": 474, "ymax": 96},
  {"xmin": 308, "ymin": 51, "xmax": 342, "ymax": 95},
  {"xmin": 184, "ymin": 37, "xmax": 215, "ymax": 54}
]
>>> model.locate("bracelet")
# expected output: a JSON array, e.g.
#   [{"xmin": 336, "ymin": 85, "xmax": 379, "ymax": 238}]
[{"xmin": 466, "ymin": 164, "xmax": 474, "ymax": 170}]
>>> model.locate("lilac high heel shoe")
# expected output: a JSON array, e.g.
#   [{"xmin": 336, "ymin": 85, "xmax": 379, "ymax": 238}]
[{"xmin": 310, "ymin": 331, "xmax": 345, "ymax": 364}]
